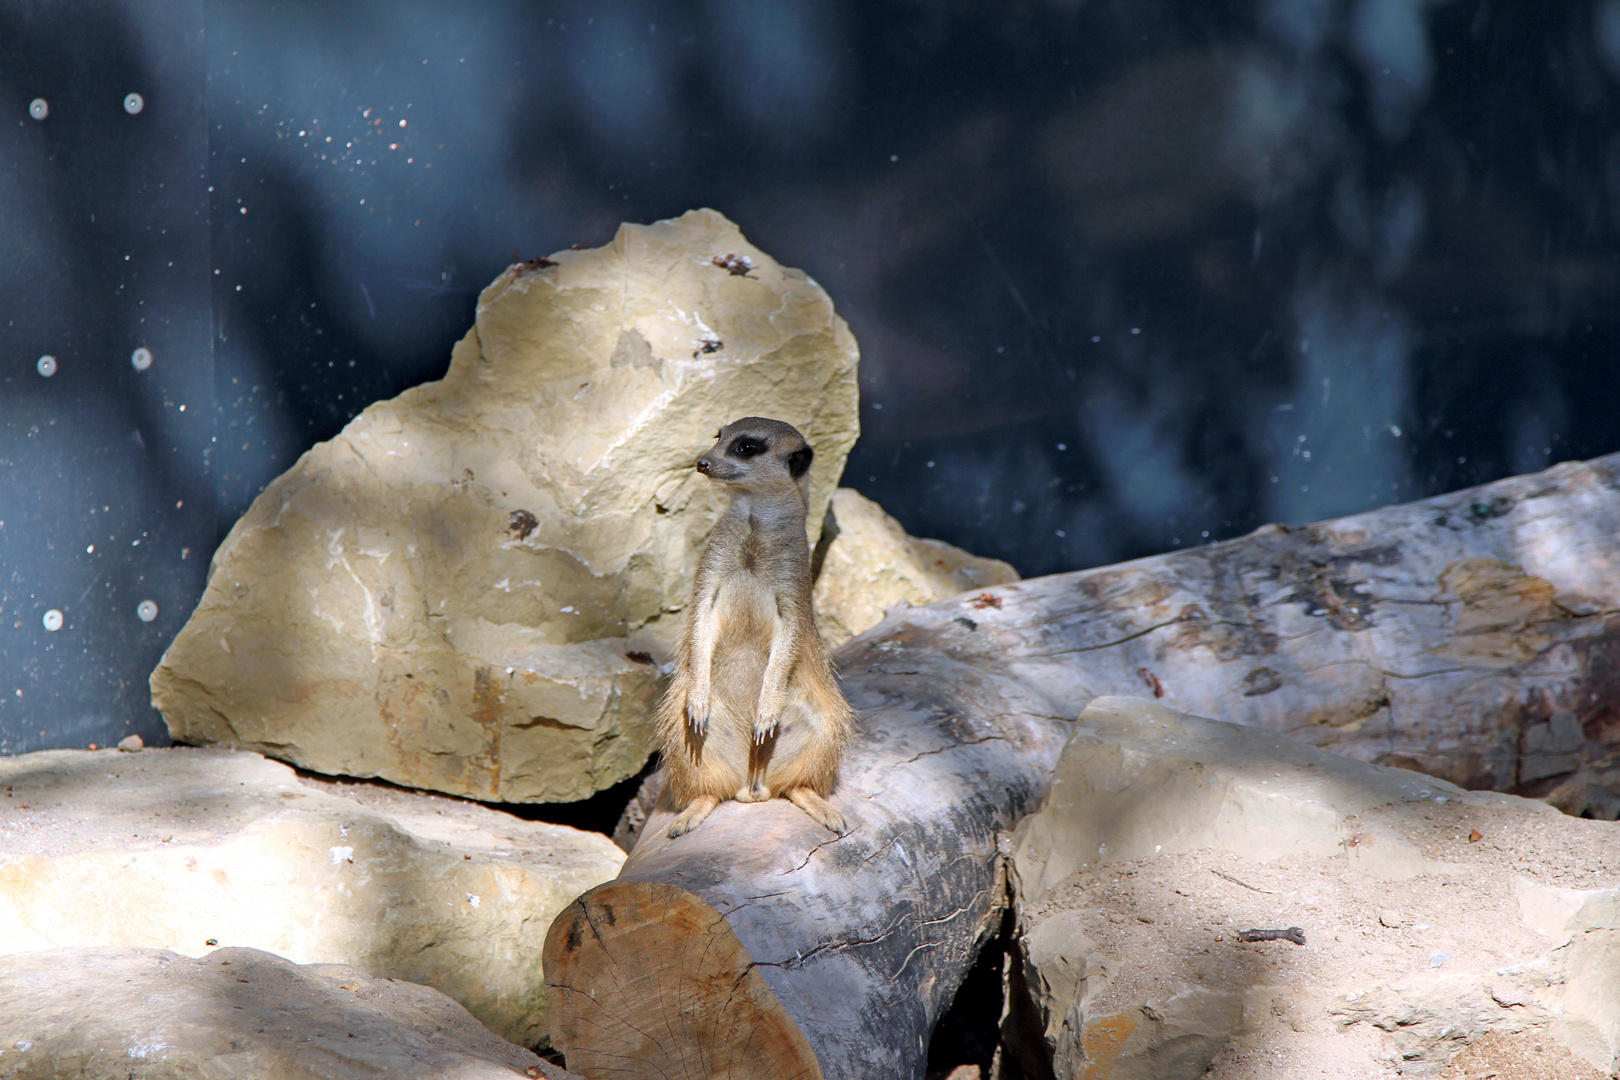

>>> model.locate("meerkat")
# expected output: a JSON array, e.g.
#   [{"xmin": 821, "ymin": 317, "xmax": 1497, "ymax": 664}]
[{"xmin": 655, "ymin": 417, "xmax": 855, "ymax": 838}]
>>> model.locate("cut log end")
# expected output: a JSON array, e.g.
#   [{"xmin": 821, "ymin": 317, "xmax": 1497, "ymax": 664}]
[{"xmin": 543, "ymin": 880, "xmax": 824, "ymax": 1080}]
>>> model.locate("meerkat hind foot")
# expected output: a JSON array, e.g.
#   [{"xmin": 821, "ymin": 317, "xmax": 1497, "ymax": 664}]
[
  {"xmin": 667, "ymin": 794, "xmax": 720, "ymax": 838},
  {"xmin": 786, "ymin": 787, "xmax": 846, "ymax": 836}
]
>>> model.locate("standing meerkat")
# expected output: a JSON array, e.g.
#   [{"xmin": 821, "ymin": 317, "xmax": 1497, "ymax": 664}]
[{"xmin": 655, "ymin": 417, "xmax": 855, "ymax": 838}]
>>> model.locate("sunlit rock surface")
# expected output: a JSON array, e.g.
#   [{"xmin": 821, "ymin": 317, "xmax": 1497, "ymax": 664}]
[
  {"xmin": 1007, "ymin": 697, "xmax": 1619, "ymax": 1080},
  {"xmin": 0, "ymin": 945, "xmax": 584, "ymax": 1079},
  {"xmin": 812, "ymin": 488, "xmax": 1019, "ymax": 650},
  {"xmin": 151, "ymin": 209, "xmax": 860, "ymax": 802},
  {"xmin": 0, "ymin": 746, "xmax": 624, "ymax": 1048}
]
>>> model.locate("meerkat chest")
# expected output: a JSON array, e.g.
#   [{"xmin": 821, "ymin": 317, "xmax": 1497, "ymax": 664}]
[
  {"xmin": 710, "ymin": 565, "xmax": 778, "ymax": 635},
  {"xmin": 701, "ymin": 521, "xmax": 796, "ymax": 638}
]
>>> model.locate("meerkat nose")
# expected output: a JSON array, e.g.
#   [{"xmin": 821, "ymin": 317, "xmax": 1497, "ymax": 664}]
[{"xmin": 696, "ymin": 459, "xmax": 711, "ymax": 474}]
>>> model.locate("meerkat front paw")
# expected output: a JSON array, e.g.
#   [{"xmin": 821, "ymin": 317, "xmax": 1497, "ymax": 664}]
[{"xmin": 684, "ymin": 689, "xmax": 711, "ymax": 735}]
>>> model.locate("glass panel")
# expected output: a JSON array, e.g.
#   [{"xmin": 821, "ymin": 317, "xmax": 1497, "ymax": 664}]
[{"xmin": 0, "ymin": 0, "xmax": 212, "ymax": 752}]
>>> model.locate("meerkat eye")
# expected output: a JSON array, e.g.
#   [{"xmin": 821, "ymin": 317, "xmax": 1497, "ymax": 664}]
[{"xmin": 730, "ymin": 437, "xmax": 763, "ymax": 458}]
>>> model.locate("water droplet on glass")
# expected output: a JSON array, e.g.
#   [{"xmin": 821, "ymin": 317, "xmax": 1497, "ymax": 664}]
[
  {"xmin": 36, "ymin": 355, "xmax": 57, "ymax": 377},
  {"xmin": 136, "ymin": 600, "xmax": 158, "ymax": 622},
  {"xmin": 28, "ymin": 98, "xmax": 48, "ymax": 120},
  {"xmin": 123, "ymin": 92, "xmax": 144, "ymax": 114},
  {"xmin": 42, "ymin": 609, "xmax": 64, "ymax": 632},
  {"xmin": 131, "ymin": 347, "xmax": 153, "ymax": 372}
]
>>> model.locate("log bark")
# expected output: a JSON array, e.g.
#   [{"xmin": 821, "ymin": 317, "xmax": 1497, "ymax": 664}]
[
  {"xmin": 543, "ymin": 453, "xmax": 1620, "ymax": 1078},
  {"xmin": 981, "ymin": 452, "xmax": 1620, "ymax": 793}
]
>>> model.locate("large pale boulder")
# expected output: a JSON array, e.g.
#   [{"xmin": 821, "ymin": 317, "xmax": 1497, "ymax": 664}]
[
  {"xmin": 1005, "ymin": 697, "xmax": 1619, "ymax": 1079},
  {"xmin": 812, "ymin": 488, "xmax": 1019, "ymax": 648},
  {"xmin": 0, "ymin": 746, "xmax": 624, "ymax": 1048},
  {"xmin": 0, "ymin": 945, "xmax": 581, "ymax": 1080},
  {"xmin": 151, "ymin": 209, "xmax": 860, "ymax": 802}
]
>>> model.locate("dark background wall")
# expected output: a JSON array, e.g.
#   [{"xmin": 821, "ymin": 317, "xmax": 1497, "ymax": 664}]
[{"xmin": 5, "ymin": 0, "xmax": 1620, "ymax": 754}]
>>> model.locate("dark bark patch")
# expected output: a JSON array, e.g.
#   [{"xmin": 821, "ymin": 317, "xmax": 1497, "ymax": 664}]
[
  {"xmin": 1467, "ymin": 496, "xmax": 1515, "ymax": 523},
  {"xmin": 1242, "ymin": 667, "xmax": 1282, "ymax": 696},
  {"xmin": 1174, "ymin": 604, "xmax": 1280, "ymax": 659}
]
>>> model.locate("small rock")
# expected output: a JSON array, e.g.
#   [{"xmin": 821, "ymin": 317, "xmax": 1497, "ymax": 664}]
[
  {"xmin": 1379, "ymin": 909, "xmax": 1405, "ymax": 928},
  {"xmin": 116, "ymin": 734, "xmax": 144, "ymax": 752}
]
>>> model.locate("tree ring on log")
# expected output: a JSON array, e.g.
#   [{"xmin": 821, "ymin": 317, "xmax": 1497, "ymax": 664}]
[{"xmin": 544, "ymin": 880, "xmax": 824, "ymax": 1080}]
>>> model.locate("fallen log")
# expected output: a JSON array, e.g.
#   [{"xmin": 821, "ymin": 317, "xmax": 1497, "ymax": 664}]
[
  {"xmin": 544, "ymin": 645, "xmax": 1072, "ymax": 1080},
  {"xmin": 543, "ymin": 453, "xmax": 1620, "ymax": 1078},
  {"xmin": 983, "ymin": 452, "xmax": 1620, "ymax": 793}
]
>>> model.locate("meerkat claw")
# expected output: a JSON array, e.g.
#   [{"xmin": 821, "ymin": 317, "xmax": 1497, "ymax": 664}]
[
  {"xmin": 752, "ymin": 717, "xmax": 778, "ymax": 744},
  {"xmin": 685, "ymin": 697, "xmax": 710, "ymax": 735}
]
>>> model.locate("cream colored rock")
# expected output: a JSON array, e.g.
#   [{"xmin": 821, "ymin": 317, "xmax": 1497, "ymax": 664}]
[
  {"xmin": 1006, "ymin": 696, "xmax": 1619, "ymax": 1079},
  {"xmin": 151, "ymin": 209, "xmax": 860, "ymax": 802},
  {"xmin": 812, "ymin": 488, "xmax": 1019, "ymax": 648},
  {"xmin": 0, "ymin": 746, "xmax": 624, "ymax": 1048},
  {"xmin": 0, "ymin": 945, "xmax": 583, "ymax": 1080}
]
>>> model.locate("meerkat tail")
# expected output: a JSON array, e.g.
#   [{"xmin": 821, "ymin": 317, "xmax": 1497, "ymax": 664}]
[
  {"xmin": 734, "ymin": 772, "xmax": 771, "ymax": 802},
  {"xmin": 667, "ymin": 794, "xmax": 721, "ymax": 838},
  {"xmin": 785, "ymin": 787, "xmax": 846, "ymax": 835}
]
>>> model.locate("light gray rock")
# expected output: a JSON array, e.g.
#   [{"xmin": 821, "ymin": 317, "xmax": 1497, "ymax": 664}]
[
  {"xmin": 1005, "ymin": 696, "xmax": 1620, "ymax": 1079},
  {"xmin": 151, "ymin": 208, "xmax": 861, "ymax": 803},
  {"xmin": 0, "ymin": 945, "xmax": 583, "ymax": 1080},
  {"xmin": 0, "ymin": 746, "xmax": 624, "ymax": 1048}
]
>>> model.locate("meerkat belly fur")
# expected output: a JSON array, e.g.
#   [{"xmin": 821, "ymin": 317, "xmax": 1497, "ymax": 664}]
[{"xmin": 655, "ymin": 417, "xmax": 855, "ymax": 838}]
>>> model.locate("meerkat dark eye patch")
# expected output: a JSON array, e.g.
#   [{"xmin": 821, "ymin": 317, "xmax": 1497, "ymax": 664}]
[
  {"xmin": 730, "ymin": 437, "xmax": 763, "ymax": 457},
  {"xmin": 787, "ymin": 445, "xmax": 814, "ymax": 478}
]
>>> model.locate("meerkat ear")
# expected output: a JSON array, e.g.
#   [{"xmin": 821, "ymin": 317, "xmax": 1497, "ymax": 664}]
[{"xmin": 787, "ymin": 445, "xmax": 814, "ymax": 479}]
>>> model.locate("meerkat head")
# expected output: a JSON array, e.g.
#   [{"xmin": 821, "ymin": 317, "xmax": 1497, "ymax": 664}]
[{"xmin": 696, "ymin": 417, "xmax": 814, "ymax": 504}]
